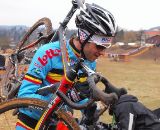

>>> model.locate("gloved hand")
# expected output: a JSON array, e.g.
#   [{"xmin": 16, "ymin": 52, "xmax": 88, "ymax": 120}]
[
  {"xmin": 67, "ymin": 81, "xmax": 91, "ymax": 102},
  {"xmin": 117, "ymin": 87, "xmax": 127, "ymax": 97},
  {"xmin": 105, "ymin": 83, "xmax": 127, "ymax": 98},
  {"xmin": 74, "ymin": 81, "xmax": 90, "ymax": 98},
  {"xmin": 67, "ymin": 88, "xmax": 81, "ymax": 102},
  {"xmin": 101, "ymin": 76, "xmax": 127, "ymax": 98},
  {"xmin": 82, "ymin": 103, "xmax": 99, "ymax": 125}
]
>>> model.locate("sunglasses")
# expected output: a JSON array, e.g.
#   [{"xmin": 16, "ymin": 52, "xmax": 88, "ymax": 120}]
[{"xmin": 96, "ymin": 44, "xmax": 106, "ymax": 50}]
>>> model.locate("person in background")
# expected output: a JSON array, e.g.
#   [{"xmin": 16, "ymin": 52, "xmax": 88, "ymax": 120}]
[{"xmin": 109, "ymin": 94, "xmax": 160, "ymax": 130}]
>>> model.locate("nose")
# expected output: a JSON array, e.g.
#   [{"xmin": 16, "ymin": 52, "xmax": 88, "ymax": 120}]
[{"xmin": 98, "ymin": 49, "xmax": 105, "ymax": 56}]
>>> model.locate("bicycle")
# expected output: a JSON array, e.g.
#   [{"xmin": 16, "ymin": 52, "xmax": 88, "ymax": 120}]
[
  {"xmin": 0, "ymin": 0, "xmax": 118, "ymax": 129},
  {"xmin": 0, "ymin": 68, "xmax": 118, "ymax": 129}
]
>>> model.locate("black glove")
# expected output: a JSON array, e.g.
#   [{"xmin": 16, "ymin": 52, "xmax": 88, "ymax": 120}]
[
  {"xmin": 81, "ymin": 103, "xmax": 99, "ymax": 125},
  {"xmin": 108, "ymin": 103, "xmax": 116, "ymax": 115},
  {"xmin": 73, "ymin": 81, "xmax": 91, "ymax": 98},
  {"xmin": 67, "ymin": 81, "xmax": 90, "ymax": 102},
  {"xmin": 105, "ymin": 83, "xmax": 127, "ymax": 98},
  {"xmin": 67, "ymin": 88, "xmax": 81, "ymax": 102},
  {"xmin": 117, "ymin": 87, "xmax": 127, "ymax": 97}
]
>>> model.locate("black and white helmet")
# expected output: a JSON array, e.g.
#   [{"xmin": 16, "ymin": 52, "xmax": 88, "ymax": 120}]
[{"xmin": 76, "ymin": 3, "xmax": 117, "ymax": 37}]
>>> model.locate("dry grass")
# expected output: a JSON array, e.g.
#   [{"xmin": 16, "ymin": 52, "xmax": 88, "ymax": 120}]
[
  {"xmin": 0, "ymin": 58, "xmax": 160, "ymax": 129},
  {"xmin": 97, "ymin": 57, "xmax": 160, "ymax": 109},
  {"xmin": 96, "ymin": 57, "xmax": 160, "ymax": 122},
  {"xmin": 0, "ymin": 111, "xmax": 17, "ymax": 130}
]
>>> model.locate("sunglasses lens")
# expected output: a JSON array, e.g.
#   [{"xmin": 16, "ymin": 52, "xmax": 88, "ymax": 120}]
[{"xmin": 96, "ymin": 45, "xmax": 106, "ymax": 50}]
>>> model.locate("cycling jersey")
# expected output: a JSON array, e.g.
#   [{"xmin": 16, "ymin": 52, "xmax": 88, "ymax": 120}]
[{"xmin": 18, "ymin": 40, "xmax": 96, "ymax": 120}]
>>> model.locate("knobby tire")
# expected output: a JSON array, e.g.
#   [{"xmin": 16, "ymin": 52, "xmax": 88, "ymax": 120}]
[
  {"xmin": 18, "ymin": 17, "xmax": 53, "ymax": 50},
  {"xmin": 0, "ymin": 98, "xmax": 80, "ymax": 130}
]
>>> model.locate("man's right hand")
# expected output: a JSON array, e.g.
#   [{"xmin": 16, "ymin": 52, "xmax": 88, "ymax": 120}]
[
  {"xmin": 67, "ymin": 88, "xmax": 81, "ymax": 102},
  {"xmin": 105, "ymin": 84, "xmax": 127, "ymax": 98},
  {"xmin": 67, "ymin": 81, "xmax": 91, "ymax": 102}
]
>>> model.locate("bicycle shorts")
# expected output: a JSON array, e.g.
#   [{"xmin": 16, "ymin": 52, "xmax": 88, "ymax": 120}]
[
  {"xmin": 16, "ymin": 112, "xmax": 70, "ymax": 130},
  {"xmin": 16, "ymin": 112, "xmax": 38, "ymax": 130}
]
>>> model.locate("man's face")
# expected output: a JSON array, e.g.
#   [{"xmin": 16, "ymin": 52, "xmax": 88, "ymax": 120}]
[{"xmin": 83, "ymin": 42, "xmax": 106, "ymax": 61}]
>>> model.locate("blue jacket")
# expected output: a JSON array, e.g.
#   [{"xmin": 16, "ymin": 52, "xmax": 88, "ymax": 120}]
[{"xmin": 18, "ymin": 41, "xmax": 96, "ymax": 120}]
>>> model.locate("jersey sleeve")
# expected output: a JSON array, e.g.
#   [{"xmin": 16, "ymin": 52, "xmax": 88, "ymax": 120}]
[{"xmin": 18, "ymin": 43, "xmax": 61, "ymax": 101}]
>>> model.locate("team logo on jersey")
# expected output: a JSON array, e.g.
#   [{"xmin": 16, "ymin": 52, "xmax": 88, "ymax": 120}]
[
  {"xmin": 34, "ymin": 62, "xmax": 43, "ymax": 69},
  {"xmin": 38, "ymin": 49, "xmax": 61, "ymax": 66},
  {"xmin": 31, "ymin": 68, "xmax": 41, "ymax": 75}
]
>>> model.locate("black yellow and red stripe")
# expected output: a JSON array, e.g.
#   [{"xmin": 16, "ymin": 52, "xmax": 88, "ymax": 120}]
[
  {"xmin": 46, "ymin": 68, "xmax": 64, "ymax": 83},
  {"xmin": 16, "ymin": 119, "xmax": 34, "ymax": 130},
  {"xmin": 23, "ymin": 73, "xmax": 42, "ymax": 84}
]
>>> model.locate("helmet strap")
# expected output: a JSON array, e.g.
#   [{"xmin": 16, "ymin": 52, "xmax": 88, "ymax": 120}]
[{"xmin": 78, "ymin": 30, "xmax": 94, "ymax": 59}]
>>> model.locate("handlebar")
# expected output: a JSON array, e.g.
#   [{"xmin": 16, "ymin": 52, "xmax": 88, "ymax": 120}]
[
  {"xmin": 36, "ymin": 74, "xmax": 118, "ymax": 110},
  {"xmin": 87, "ymin": 74, "xmax": 118, "ymax": 105},
  {"xmin": 58, "ymin": 73, "xmax": 118, "ymax": 109},
  {"xmin": 56, "ymin": 91, "xmax": 94, "ymax": 110}
]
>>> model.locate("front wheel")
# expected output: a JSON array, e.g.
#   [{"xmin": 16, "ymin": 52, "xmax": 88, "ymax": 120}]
[
  {"xmin": 39, "ymin": 109, "xmax": 81, "ymax": 130},
  {"xmin": 0, "ymin": 98, "xmax": 80, "ymax": 130}
]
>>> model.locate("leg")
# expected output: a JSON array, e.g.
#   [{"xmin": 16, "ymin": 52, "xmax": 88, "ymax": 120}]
[{"xmin": 16, "ymin": 120, "xmax": 34, "ymax": 130}]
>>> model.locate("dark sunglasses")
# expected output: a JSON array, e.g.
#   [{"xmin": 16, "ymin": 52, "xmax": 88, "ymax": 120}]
[{"xmin": 96, "ymin": 45, "xmax": 106, "ymax": 50}]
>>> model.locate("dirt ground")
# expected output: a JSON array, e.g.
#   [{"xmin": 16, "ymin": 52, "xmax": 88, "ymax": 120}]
[{"xmin": 107, "ymin": 45, "xmax": 160, "ymax": 62}]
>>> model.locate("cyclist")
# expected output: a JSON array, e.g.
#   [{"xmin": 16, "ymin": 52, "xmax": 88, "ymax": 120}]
[{"xmin": 16, "ymin": 3, "xmax": 120, "ymax": 130}]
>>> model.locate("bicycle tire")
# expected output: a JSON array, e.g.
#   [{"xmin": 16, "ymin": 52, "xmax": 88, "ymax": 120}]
[
  {"xmin": 0, "ymin": 59, "xmax": 15, "ymax": 100},
  {"xmin": 16, "ymin": 17, "xmax": 53, "ymax": 64},
  {"xmin": 55, "ymin": 110, "xmax": 81, "ymax": 130},
  {"xmin": 0, "ymin": 60, "xmax": 25, "ymax": 99},
  {"xmin": 17, "ymin": 17, "xmax": 53, "ymax": 50},
  {"xmin": 0, "ymin": 98, "xmax": 80, "ymax": 130},
  {"xmin": 0, "ymin": 98, "xmax": 47, "ymax": 113}
]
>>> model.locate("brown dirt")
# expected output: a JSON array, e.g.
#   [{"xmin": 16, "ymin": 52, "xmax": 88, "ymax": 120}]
[
  {"xmin": 135, "ymin": 47, "xmax": 160, "ymax": 60},
  {"xmin": 106, "ymin": 45, "xmax": 160, "ymax": 62}
]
